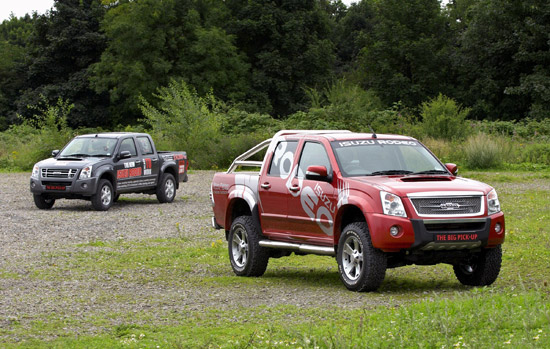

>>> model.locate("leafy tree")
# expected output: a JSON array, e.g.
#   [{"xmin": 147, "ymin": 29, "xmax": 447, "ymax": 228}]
[
  {"xmin": 333, "ymin": 0, "xmax": 375, "ymax": 74},
  {"xmin": 357, "ymin": 0, "xmax": 452, "ymax": 108},
  {"xmin": 91, "ymin": 0, "xmax": 195, "ymax": 124},
  {"xmin": 452, "ymin": 0, "xmax": 530, "ymax": 120},
  {"xmin": 0, "ymin": 15, "xmax": 34, "ymax": 129},
  {"xmin": 16, "ymin": 0, "xmax": 109, "ymax": 128},
  {"xmin": 0, "ymin": 14, "xmax": 34, "ymax": 46},
  {"xmin": 184, "ymin": 27, "xmax": 250, "ymax": 102},
  {"xmin": 501, "ymin": 0, "xmax": 550, "ymax": 119},
  {"xmin": 226, "ymin": 0, "xmax": 336, "ymax": 116},
  {"xmin": 91, "ymin": 0, "xmax": 249, "ymax": 123}
]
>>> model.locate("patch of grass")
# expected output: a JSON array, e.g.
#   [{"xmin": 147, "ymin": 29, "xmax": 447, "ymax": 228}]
[
  {"xmin": 2, "ymin": 290, "xmax": 548, "ymax": 348},
  {"xmin": 0, "ymin": 270, "xmax": 21, "ymax": 279},
  {"xmin": 3, "ymin": 171, "xmax": 550, "ymax": 347},
  {"xmin": 32, "ymin": 236, "xmax": 227, "ymax": 283},
  {"xmin": 462, "ymin": 170, "xmax": 550, "ymax": 184}
]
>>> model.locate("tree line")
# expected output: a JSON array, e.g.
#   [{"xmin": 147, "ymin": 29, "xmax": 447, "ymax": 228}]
[{"xmin": 0, "ymin": 0, "xmax": 548, "ymax": 131}]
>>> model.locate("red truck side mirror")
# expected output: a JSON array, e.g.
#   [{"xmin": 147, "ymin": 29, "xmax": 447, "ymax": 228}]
[
  {"xmin": 445, "ymin": 163, "xmax": 458, "ymax": 176},
  {"xmin": 306, "ymin": 165, "xmax": 331, "ymax": 182}
]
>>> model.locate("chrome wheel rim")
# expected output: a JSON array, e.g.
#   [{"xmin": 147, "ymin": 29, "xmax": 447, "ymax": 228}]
[
  {"xmin": 342, "ymin": 235, "xmax": 363, "ymax": 281},
  {"xmin": 165, "ymin": 178, "xmax": 175, "ymax": 199},
  {"xmin": 101, "ymin": 185, "xmax": 111, "ymax": 206},
  {"xmin": 231, "ymin": 226, "xmax": 248, "ymax": 268},
  {"xmin": 459, "ymin": 263, "xmax": 476, "ymax": 275}
]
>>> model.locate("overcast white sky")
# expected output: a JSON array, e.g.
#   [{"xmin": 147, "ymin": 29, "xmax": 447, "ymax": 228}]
[
  {"xmin": 0, "ymin": 0, "xmax": 359, "ymax": 22},
  {"xmin": 0, "ymin": 0, "xmax": 54, "ymax": 21}
]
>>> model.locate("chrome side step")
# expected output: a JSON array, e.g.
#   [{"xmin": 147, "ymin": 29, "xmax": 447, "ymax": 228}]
[{"xmin": 259, "ymin": 240, "xmax": 335, "ymax": 256}]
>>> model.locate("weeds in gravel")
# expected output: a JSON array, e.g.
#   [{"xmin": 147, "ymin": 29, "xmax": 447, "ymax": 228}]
[
  {"xmin": 2, "ymin": 171, "xmax": 550, "ymax": 347},
  {"xmin": 2, "ymin": 290, "xmax": 548, "ymax": 348}
]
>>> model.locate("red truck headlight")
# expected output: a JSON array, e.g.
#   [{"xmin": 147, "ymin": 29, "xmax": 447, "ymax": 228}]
[
  {"xmin": 487, "ymin": 189, "xmax": 501, "ymax": 215},
  {"xmin": 380, "ymin": 191, "xmax": 407, "ymax": 218}
]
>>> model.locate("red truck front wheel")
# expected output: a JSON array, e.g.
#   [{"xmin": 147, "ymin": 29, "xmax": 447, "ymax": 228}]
[{"xmin": 337, "ymin": 222, "xmax": 387, "ymax": 292}]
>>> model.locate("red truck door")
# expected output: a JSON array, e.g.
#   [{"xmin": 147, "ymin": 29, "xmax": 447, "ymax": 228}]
[
  {"xmin": 287, "ymin": 141, "xmax": 336, "ymax": 245},
  {"xmin": 258, "ymin": 140, "xmax": 299, "ymax": 235}
]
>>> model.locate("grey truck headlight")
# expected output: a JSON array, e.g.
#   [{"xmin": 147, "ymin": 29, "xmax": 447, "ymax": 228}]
[
  {"xmin": 79, "ymin": 166, "xmax": 92, "ymax": 179},
  {"xmin": 31, "ymin": 164, "xmax": 40, "ymax": 179}
]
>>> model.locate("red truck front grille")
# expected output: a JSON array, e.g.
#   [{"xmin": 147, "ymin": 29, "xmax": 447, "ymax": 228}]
[{"xmin": 411, "ymin": 196, "xmax": 482, "ymax": 216}]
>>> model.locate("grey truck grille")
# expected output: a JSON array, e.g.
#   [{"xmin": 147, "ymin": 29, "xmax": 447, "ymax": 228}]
[{"xmin": 41, "ymin": 168, "xmax": 78, "ymax": 179}]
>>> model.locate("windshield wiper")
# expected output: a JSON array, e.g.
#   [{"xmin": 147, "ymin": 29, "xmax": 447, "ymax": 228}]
[
  {"xmin": 410, "ymin": 169, "xmax": 449, "ymax": 175},
  {"xmin": 368, "ymin": 170, "xmax": 413, "ymax": 176}
]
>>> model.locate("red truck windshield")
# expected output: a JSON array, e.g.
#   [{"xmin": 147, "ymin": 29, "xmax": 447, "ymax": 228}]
[{"xmin": 331, "ymin": 139, "xmax": 447, "ymax": 177}]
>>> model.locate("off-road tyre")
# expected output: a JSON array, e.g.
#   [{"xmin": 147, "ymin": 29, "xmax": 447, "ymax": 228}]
[
  {"xmin": 91, "ymin": 179, "xmax": 113, "ymax": 211},
  {"xmin": 156, "ymin": 173, "xmax": 176, "ymax": 203},
  {"xmin": 337, "ymin": 222, "xmax": 387, "ymax": 292},
  {"xmin": 228, "ymin": 216, "xmax": 269, "ymax": 277},
  {"xmin": 453, "ymin": 245, "xmax": 502, "ymax": 286},
  {"xmin": 33, "ymin": 194, "xmax": 55, "ymax": 209}
]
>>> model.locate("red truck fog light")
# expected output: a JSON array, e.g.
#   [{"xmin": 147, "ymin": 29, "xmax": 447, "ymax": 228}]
[
  {"xmin": 390, "ymin": 225, "xmax": 401, "ymax": 237},
  {"xmin": 495, "ymin": 223, "xmax": 502, "ymax": 234}
]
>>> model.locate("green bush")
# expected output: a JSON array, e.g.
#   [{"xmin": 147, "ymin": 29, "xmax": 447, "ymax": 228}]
[
  {"xmin": 462, "ymin": 133, "xmax": 510, "ymax": 169},
  {"xmin": 285, "ymin": 80, "xmax": 386, "ymax": 131},
  {"xmin": 140, "ymin": 80, "xmax": 223, "ymax": 169},
  {"xmin": 475, "ymin": 118, "xmax": 550, "ymax": 140},
  {"xmin": 140, "ymin": 79, "xmax": 277, "ymax": 169},
  {"xmin": 220, "ymin": 108, "xmax": 281, "ymax": 136},
  {"xmin": 0, "ymin": 97, "xmax": 74, "ymax": 170},
  {"xmin": 420, "ymin": 137, "xmax": 462, "ymax": 164},
  {"xmin": 516, "ymin": 143, "xmax": 550, "ymax": 165},
  {"xmin": 421, "ymin": 94, "xmax": 470, "ymax": 140}
]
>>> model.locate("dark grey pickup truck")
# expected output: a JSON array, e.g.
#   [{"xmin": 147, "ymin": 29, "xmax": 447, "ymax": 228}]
[{"xmin": 30, "ymin": 132, "xmax": 188, "ymax": 211}]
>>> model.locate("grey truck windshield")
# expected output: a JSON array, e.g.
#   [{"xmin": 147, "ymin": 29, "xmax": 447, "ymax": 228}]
[
  {"xmin": 331, "ymin": 139, "xmax": 448, "ymax": 177},
  {"xmin": 59, "ymin": 137, "xmax": 118, "ymax": 158}
]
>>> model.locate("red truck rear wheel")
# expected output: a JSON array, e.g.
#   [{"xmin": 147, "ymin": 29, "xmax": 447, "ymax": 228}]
[
  {"xmin": 337, "ymin": 222, "xmax": 387, "ymax": 292},
  {"xmin": 453, "ymin": 245, "xmax": 502, "ymax": 286},
  {"xmin": 228, "ymin": 216, "xmax": 269, "ymax": 277}
]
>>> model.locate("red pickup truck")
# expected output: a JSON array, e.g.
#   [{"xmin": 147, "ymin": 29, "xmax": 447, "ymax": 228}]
[{"xmin": 211, "ymin": 130, "xmax": 505, "ymax": 291}]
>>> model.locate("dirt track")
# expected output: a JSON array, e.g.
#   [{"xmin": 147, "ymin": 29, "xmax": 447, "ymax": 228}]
[{"xmin": 1, "ymin": 171, "xmax": 401, "ymax": 341}]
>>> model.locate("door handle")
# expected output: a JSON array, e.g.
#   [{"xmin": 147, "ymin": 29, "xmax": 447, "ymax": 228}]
[
  {"xmin": 289, "ymin": 185, "xmax": 300, "ymax": 192},
  {"xmin": 261, "ymin": 183, "xmax": 271, "ymax": 189}
]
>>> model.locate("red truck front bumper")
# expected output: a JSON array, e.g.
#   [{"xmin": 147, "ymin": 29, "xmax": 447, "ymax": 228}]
[{"xmin": 367, "ymin": 211, "xmax": 505, "ymax": 252}]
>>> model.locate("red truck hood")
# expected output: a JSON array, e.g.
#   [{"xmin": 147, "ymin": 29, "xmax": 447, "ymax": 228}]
[{"xmin": 350, "ymin": 175, "xmax": 492, "ymax": 197}]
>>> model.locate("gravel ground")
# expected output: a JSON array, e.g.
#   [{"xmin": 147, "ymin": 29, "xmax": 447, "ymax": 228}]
[
  {"xmin": 2, "ymin": 171, "xmax": 545, "ymax": 341},
  {"xmin": 0, "ymin": 171, "xmax": 393, "ymax": 341}
]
